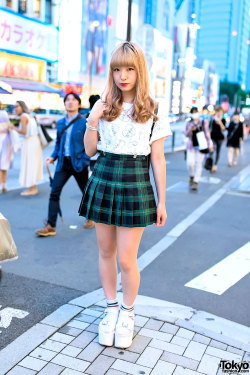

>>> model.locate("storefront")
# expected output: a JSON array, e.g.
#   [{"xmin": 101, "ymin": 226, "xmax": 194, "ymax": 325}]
[{"xmin": 0, "ymin": 7, "xmax": 60, "ymax": 109}]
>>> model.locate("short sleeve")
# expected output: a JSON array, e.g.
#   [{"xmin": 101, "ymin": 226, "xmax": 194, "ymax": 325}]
[{"xmin": 149, "ymin": 104, "xmax": 172, "ymax": 145}]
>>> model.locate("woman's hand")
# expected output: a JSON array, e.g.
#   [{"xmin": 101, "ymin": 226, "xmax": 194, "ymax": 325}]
[
  {"xmin": 88, "ymin": 100, "xmax": 106, "ymax": 124},
  {"xmin": 155, "ymin": 203, "xmax": 167, "ymax": 227},
  {"xmin": 9, "ymin": 123, "xmax": 16, "ymax": 130}
]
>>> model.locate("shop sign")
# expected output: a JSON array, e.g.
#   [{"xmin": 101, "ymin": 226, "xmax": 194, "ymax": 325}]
[
  {"xmin": 63, "ymin": 83, "xmax": 83, "ymax": 95},
  {"xmin": 0, "ymin": 52, "xmax": 46, "ymax": 81},
  {"xmin": 0, "ymin": 8, "xmax": 58, "ymax": 62}
]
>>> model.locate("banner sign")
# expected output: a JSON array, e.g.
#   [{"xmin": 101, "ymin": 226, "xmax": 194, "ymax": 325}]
[{"xmin": 0, "ymin": 8, "xmax": 58, "ymax": 62}]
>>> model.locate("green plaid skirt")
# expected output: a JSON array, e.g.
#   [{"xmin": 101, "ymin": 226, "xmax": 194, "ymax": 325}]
[{"xmin": 78, "ymin": 152, "xmax": 157, "ymax": 227}]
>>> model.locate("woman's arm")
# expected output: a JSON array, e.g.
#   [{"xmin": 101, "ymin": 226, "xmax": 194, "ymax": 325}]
[
  {"xmin": 150, "ymin": 138, "xmax": 167, "ymax": 227},
  {"xmin": 185, "ymin": 121, "xmax": 194, "ymax": 137},
  {"xmin": 10, "ymin": 114, "xmax": 28, "ymax": 135},
  {"xmin": 84, "ymin": 100, "xmax": 105, "ymax": 157}
]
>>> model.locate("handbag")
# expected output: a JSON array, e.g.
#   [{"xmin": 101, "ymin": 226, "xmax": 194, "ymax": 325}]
[
  {"xmin": 0, "ymin": 213, "xmax": 18, "ymax": 263},
  {"xmin": 38, "ymin": 124, "xmax": 53, "ymax": 149},
  {"xmin": 204, "ymin": 156, "xmax": 213, "ymax": 170},
  {"xmin": 197, "ymin": 120, "xmax": 209, "ymax": 154},
  {"xmin": 9, "ymin": 129, "xmax": 21, "ymax": 153}
]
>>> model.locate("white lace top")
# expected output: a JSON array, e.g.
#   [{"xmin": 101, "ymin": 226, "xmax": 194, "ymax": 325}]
[{"xmin": 95, "ymin": 102, "xmax": 172, "ymax": 156}]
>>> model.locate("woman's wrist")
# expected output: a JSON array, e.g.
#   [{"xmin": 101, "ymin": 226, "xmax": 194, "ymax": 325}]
[
  {"xmin": 157, "ymin": 201, "xmax": 166, "ymax": 207},
  {"xmin": 87, "ymin": 116, "xmax": 98, "ymax": 127}
]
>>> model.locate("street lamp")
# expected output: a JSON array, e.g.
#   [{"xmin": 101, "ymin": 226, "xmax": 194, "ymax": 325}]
[{"xmin": 127, "ymin": 0, "xmax": 132, "ymax": 41}]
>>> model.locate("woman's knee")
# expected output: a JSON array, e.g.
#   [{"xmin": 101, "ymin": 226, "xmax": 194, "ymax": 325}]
[
  {"xmin": 98, "ymin": 239, "xmax": 117, "ymax": 259},
  {"xmin": 118, "ymin": 254, "xmax": 137, "ymax": 273}
]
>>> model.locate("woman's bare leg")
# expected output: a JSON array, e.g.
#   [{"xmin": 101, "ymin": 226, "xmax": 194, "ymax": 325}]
[
  {"xmin": 95, "ymin": 223, "xmax": 118, "ymax": 300},
  {"xmin": 116, "ymin": 226, "xmax": 145, "ymax": 306}
]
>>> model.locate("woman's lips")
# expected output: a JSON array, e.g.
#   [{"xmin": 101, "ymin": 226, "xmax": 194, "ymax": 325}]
[{"xmin": 120, "ymin": 83, "xmax": 129, "ymax": 86}]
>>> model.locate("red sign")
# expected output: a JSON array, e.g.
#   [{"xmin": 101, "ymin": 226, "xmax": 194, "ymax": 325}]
[{"xmin": 63, "ymin": 84, "xmax": 83, "ymax": 95}]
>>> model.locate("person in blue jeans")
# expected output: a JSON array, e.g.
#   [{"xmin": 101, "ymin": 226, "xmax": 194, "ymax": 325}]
[{"xmin": 35, "ymin": 92, "xmax": 94, "ymax": 237}]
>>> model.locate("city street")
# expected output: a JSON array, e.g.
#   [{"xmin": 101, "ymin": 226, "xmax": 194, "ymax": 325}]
[{"xmin": 1, "ymin": 133, "xmax": 250, "ymax": 360}]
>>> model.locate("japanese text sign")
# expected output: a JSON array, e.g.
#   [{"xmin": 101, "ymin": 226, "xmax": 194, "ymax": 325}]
[{"xmin": 0, "ymin": 9, "xmax": 58, "ymax": 62}]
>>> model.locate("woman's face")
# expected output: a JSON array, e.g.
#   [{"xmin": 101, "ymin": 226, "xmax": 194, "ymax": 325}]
[
  {"xmin": 14, "ymin": 102, "xmax": 22, "ymax": 115},
  {"xmin": 233, "ymin": 114, "xmax": 240, "ymax": 123},
  {"xmin": 113, "ymin": 66, "xmax": 137, "ymax": 96},
  {"xmin": 216, "ymin": 110, "xmax": 223, "ymax": 119}
]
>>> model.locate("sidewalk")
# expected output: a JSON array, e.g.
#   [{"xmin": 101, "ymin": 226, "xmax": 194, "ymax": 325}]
[{"xmin": 1, "ymin": 291, "xmax": 249, "ymax": 375}]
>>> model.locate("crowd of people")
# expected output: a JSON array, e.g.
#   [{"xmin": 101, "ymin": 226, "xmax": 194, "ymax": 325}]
[{"xmin": 185, "ymin": 105, "xmax": 247, "ymax": 191}]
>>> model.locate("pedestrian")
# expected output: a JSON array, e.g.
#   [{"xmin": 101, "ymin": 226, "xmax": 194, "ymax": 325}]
[
  {"xmin": 0, "ymin": 101, "xmax": 13, "ymax": 193},
  {"xmin": 10, "ymin": 101, "xmax": 43, "ymax": 196},
  {"xmin": 227, "ymin": 112, "xmax": 244, "ymax": 167},
  {"xmin": 185, "ymin": 107, "xmax": 213, "ymax": 191},
  {"xmin": 86, "ymin": 95, "xmax": 101, "ymax": 172},
  {"xmin": 35, "ymin": 92, "xmax": 94, "ymax": 237},
  {"xmin": 87, "ymin": 95, "xmax": 101, "ymax": 117},
  {"xmin": 243, "ymin": 113, "xmax": 250, "ymax": 140},
  {"xmin": 210, "ymin": 105, "xmax": 226, "ymax": 173},
  {"xmin": 79, "ymin": 42, "xmax": 171, "ymax": 348}
]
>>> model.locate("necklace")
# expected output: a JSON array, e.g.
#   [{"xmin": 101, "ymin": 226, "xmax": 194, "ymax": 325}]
[{"xmin": 120, "ymin": 106, "xmax": 133, "ymax": 122}]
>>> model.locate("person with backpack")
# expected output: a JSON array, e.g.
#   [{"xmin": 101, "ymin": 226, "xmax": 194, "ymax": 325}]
[
  {"xmin": 210, "ymin": 105, "xmax": 226, "ymax": 173},
  {"xmin": 227, "ymin": 112, "xmax": 244, "ymax": 167},
  {"xmin": 35, "ymin": 92, "xmax": 94, "ymax": 237},
  {"xmin": 185, "ymin": 107, "xmax": 213, "ymax": 191}
]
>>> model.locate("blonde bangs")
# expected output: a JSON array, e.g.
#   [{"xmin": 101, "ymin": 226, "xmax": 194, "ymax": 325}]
[
  {"xmin": 110, "ymin": 45, "xmax": 137, "ymax": 70},
  {"xmin": 104, "ymin": 42, "xmax": 159, "ymax": 124}
]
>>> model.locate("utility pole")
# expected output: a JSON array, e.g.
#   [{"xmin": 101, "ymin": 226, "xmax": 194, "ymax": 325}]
[{"xmin": 126, "ymin": 0, "xmax": 132, "ymax": 41}]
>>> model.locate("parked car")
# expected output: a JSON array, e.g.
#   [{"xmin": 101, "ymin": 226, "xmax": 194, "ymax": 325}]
[
  {"xmin": 34, "ymin": 108, "xmax": 65, "ymax": 128},
  {"xmin": 168, "ymin": 114, "xmax": 178, "ymax": 124}
]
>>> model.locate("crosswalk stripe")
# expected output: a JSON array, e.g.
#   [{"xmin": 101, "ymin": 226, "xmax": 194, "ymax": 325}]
[{"xmin": 185, "ymin": 242, "xmax": 250, "ymax": 295}]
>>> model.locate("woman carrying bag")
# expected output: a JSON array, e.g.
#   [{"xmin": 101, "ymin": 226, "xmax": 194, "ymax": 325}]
[
  {"xmin": 185, "ymin": 107, "xmax": 213, "ymax": 191},
  {"xmin": 0, "ymin": 101, "xmax": 14, "ymax": 193},
  {"xmin": 9, "ymin": 101, "xmax": 43, "ymax": 196}
]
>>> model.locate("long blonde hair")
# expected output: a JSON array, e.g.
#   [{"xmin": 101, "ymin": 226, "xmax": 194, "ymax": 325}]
[{"xmin": 103, "ymin": 42, "xmax": 158, "ymax": 124}]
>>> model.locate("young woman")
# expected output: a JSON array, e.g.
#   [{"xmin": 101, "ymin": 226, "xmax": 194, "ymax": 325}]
[
  {"xmin": 210, "ymin": 105, "xmax": 226, "ymax": 172},
  {"xmin": 10, "ymin": 101, "xmax": 43, "ymax": 195},
  {"xmin": 185, "ymin": 107, "xmax": 213, "ymax": 191},
  {"xmin": 0, "ymin": 101, "xmax": 13, "ymax": 193},
  {"xmin": 79, "ymin": 42, "xmax": 171, "ymax": 348},
  {"xmin": 227, "ymin": 112, "xmax": 244, "ymax": 167}
]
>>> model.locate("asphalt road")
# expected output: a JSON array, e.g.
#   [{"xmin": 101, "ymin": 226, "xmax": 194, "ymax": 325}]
[{"xmin": 0, "ymin": 132, "xmax": 250, "ymax": 350}]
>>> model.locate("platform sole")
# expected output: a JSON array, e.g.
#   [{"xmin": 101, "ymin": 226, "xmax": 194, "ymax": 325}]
[
  {"xmin": 114, "ymin": 334, "xmax": 133, "ymax": 349},
  {"xmin": 98, "ymin": 330, "xmax": 115, "ymax": 347}
]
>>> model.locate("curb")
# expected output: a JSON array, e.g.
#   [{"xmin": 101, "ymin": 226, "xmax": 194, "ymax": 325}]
[{"xmin": 0, "ymin": 291, "xmax": 249, "ymax": 374}]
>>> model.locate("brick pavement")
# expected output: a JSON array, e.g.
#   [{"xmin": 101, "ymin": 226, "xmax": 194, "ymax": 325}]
[{"xmin": 1, "ymin": 293, "xmax": 250, "ymax": 375}]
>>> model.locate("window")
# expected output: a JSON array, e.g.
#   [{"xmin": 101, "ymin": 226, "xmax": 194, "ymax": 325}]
[
  {"xmin": 18, "ymin": 0, "xmax": 27, "ymax": 15},
  {"xmin": 45, "ymin": 0, "xmax": 52, "ymax": 24},
  {"xmin": 6, "ymin": 0, "xmax": 12, "ymax": 8},
  {"xmin": 34, "ymin": 0, "xmax": 41, "ymax": 18},
  {"xmin": 163, "ymin": 0, "xmax": 170, "ymax": 31}
]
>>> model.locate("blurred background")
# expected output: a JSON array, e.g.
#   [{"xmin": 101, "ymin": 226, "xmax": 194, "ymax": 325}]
[{"xmin": 0, "ymin": 0, "xmax": 249, "ymax": 123}]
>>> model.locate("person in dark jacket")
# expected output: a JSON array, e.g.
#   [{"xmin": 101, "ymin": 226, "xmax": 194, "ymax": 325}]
[
  {"xmin": 227, "ymin": 112, "xmax": 244, "ymax": 167},
  {"xmin": 210, "ymin": 105, "xmax": 226, "ymax": 172},
  {"xmin": 35, "ymin": 93, "xmax": 94, "ymax": 237},
  {"xmin": 86, "ymin": 95, "xmax": 101, "ymax": 172}
]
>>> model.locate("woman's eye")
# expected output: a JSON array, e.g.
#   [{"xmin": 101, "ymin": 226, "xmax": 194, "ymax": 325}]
[
  {"xmin": 128, "ymin": 67, "xmax": 134, "ymax": 71},
  {"xmin": 113, "ymin": 68, "xmax": 119, "ymax": 72}
]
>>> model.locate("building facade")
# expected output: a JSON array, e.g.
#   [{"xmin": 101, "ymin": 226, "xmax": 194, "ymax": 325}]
[
  {"xmin": 0, "ymin": 0, "xmax": 60, "ymax": 109},
  {"xmin": 195, "ymin": 0, "xmax": 250, "ymax": 87}
]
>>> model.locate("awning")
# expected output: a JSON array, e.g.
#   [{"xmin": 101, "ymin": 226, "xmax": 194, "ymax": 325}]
[
  {"xmin": 1, "ymin": 78, "xmax": 61, "ymax": 94},
  {"xmin": 0, "ymin": 81, "xmax": 12, "ymax": 94}
]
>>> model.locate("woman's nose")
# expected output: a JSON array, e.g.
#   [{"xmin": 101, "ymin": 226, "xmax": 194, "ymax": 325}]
[{"xmin": 121, "ymin": 70, "xmax": 127, "ymax": 80}]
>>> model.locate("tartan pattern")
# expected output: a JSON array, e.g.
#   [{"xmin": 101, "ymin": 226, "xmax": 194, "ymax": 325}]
[{"xmin": 78, "ymin": 152, "xmax": 157, "ymax": 227}]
